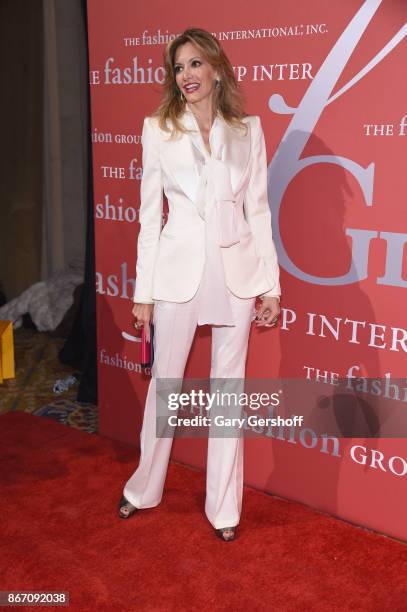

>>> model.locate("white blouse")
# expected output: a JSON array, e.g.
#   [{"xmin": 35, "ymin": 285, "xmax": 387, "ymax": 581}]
[{"xmin": 187, "ymin": 114, "xmax": 237, "ymax": 327}]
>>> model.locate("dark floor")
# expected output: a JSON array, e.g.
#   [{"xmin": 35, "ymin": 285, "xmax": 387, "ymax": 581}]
[{"xmin": 0, "ymin": 327, "xmax": 98, "ymax": 433}]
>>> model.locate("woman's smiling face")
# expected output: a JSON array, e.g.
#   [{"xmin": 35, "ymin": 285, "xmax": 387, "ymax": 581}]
[{"xmin": 174, "ymin": 41, "xmax": 218, "ymax": 105}]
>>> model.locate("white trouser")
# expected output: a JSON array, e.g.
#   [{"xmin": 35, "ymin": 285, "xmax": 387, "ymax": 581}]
[{"xmin": 123, "ymin": 289, "xmax": 255, "ymax": 529}]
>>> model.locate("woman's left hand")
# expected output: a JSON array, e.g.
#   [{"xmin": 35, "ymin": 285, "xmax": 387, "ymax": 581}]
[{"xmin": 255, "ymin": 297, "xmax": 280, "ymax": 328}]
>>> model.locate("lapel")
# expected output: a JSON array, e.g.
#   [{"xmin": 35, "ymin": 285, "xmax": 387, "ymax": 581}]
[{"xmin": 160, "ymin": 104, "xmax": 251, "ymax": 206}]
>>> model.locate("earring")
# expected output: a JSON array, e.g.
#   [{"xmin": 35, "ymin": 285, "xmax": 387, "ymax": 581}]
[{"xmin": 179, "ymin": 89, "xmax": 185, "ymax": 102}]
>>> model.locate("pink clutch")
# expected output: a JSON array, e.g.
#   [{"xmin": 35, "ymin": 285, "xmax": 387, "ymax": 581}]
[{"xmin": 140, "ymin": 323, "xmax": 154, "ymax": 368}]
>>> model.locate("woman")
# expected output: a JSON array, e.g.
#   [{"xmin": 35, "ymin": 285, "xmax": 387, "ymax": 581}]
[{"xmin": 118, "ymin": 28, "xmax": 281, "ymax": 541}]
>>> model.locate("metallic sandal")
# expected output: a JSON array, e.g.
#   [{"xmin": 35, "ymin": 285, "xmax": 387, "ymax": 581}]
[
  {"xmin": 215, "ymin": 526, "xmax": 236, "ymax": 541},
  {"xmin": 118, "ymin": 495, "xmax": 138, "ymax": 519}
]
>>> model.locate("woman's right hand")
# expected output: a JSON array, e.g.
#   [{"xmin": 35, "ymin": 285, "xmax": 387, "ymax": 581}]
[{"xmin": 132, "ymin": 303, "xmax": 154, "ymax": 342}]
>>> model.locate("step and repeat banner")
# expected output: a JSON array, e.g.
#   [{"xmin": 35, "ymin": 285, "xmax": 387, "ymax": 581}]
[{"xmin": 87, "ymin": 0, "xmax": 407, "ymax": 541}]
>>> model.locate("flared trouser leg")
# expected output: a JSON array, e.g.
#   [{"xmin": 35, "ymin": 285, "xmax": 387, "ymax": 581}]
[
  {"xmin": 205, "ymin": 294, "xmax": 255, "ymax": 529},
  {"xmin": 123, "ymin": 298, "xmax": 199, "ymax": 509}
]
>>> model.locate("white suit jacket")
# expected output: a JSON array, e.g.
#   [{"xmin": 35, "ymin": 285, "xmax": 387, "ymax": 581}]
[{"xmin": 133, "ymin": 105, "xmax": 281, "ymax": 303}]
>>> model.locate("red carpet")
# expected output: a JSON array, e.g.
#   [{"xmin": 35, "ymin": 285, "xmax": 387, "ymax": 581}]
[{"xmin": 1, "ymin": 412, "xmax": 406, "ymax": 611}]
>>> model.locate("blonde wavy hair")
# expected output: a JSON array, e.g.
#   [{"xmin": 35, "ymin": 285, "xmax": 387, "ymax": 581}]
[{"xmin": 152, "ymin": 28, "xmax": 248, "ymax": 136}]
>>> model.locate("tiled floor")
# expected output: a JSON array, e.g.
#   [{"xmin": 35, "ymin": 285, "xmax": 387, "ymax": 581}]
[{"xmin": 0, "ymin": 327, "xmax": 98, "ymax": 433}]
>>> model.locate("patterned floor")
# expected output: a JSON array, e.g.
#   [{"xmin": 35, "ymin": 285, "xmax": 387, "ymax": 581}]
[{"xmin": 0, "ymin": 327, "xmax": 98, "ymax": 433}]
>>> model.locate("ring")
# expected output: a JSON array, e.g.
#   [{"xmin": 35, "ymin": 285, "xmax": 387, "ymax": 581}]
[{"xmin": 134, "ymin": 322, "xmax": 142, "ymax": 329}]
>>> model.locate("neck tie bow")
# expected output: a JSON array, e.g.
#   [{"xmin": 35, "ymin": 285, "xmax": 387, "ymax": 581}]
[{"xmin": 188, "ymin": 114, "xmax": 241, "ymax": 248}]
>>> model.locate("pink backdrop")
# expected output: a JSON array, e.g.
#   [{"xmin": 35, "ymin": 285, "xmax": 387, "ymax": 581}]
[{"xmin": 87, "ymin": 0, "xmax": 407, "ymax": 541}]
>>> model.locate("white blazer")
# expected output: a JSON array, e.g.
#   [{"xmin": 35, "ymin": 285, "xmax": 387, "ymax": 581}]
[{"xmin": 133, "ymin": 104, "xmax": 281, "ymax": 303}]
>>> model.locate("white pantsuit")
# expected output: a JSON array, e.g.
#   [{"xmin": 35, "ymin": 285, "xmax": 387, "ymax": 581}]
[{"xmin": 123, "ymin": 103, "xmax": 281, "ymax": 529}]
